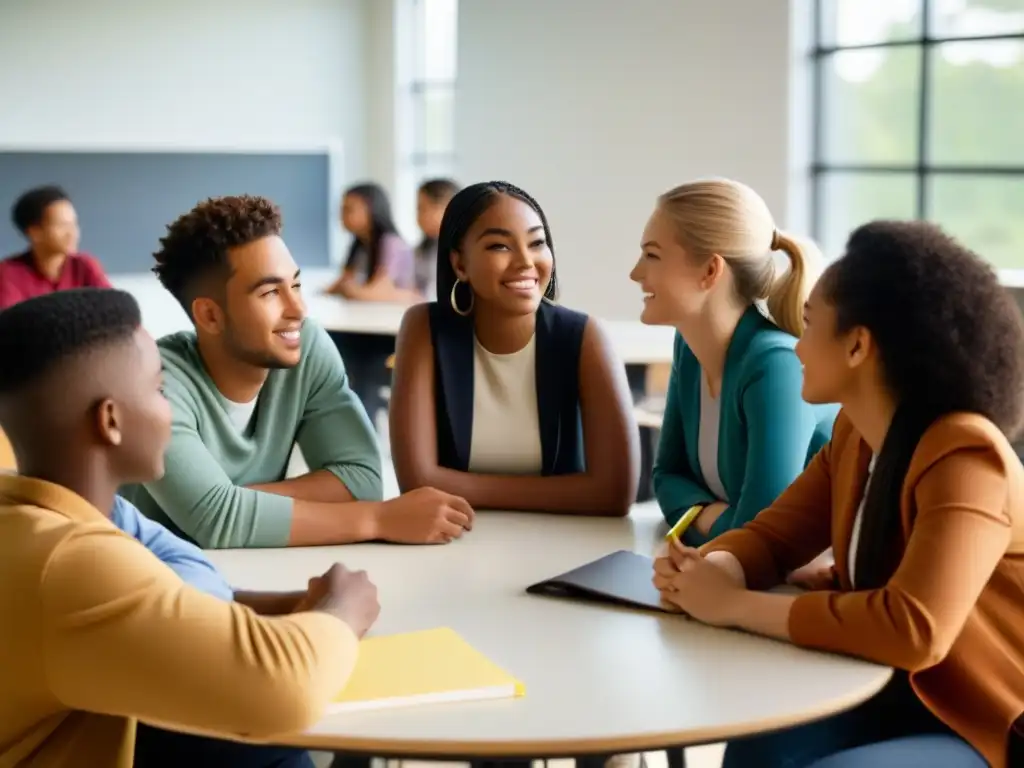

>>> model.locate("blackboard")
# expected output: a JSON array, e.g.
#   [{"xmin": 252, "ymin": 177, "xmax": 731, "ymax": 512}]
[{"xmin": 0, "ymin": 148, "xmax": 342, "ymax": 273}]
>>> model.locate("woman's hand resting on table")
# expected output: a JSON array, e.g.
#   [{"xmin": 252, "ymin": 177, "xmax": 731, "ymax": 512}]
[{"xmin": 653, "ymin": 538, "xmax": 747, "ymax": 626}]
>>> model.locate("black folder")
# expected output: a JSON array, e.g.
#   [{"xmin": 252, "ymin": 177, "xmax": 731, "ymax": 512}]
[{"xmin": 526, "ymin": 550, "xmax": 673, "ymax": 613}]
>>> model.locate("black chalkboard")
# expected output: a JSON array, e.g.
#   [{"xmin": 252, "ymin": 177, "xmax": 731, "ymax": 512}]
[{"xmin": 0, "ymin": 149, "xmax": 339, "ymax": 273}]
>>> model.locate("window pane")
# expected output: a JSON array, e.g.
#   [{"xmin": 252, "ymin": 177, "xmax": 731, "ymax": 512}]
[
  {"xmin": 930, "ymin": 0, "xmax": 1024, "ymax": 38},
  {"xmin": 928, "ymin": 39, "xmax": 1024, "ymax": 165},
  {"xmin": 820, "ymin": 0, "xmax": 922, "ymax": 46},
  {"xmin": 412, "ymin": 85, "xmax": 454, "ymax": 155},
  {"xmin": 928, "ymin": 174, "xmax": 1024, "ymax": 268},
  {"xmin": 821, "ymin": 47, "xmax": 921, "ymax": 165},
  {"xmin": 419, "ymin": 0, "xmax": 458, "ymax": 81},
  {"xmin": 818, "ymin": 173, "xmax": 919, "ymax": 258}
]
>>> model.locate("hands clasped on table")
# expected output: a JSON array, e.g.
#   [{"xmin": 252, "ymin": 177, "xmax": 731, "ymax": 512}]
[{"xmin": 652, "ymin": 538, "xmax": 747, "ymax": 626}]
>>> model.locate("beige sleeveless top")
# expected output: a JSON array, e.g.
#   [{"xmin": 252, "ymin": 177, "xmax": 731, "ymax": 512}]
[{"xmin": 467, "ymin": 334, "xmax": 543, "ymax": 475}]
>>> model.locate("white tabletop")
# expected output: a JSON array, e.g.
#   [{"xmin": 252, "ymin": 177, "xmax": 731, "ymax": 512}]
[
  {"xmin": 111, "ymin": 271, "xmax": 675, "ymax": 365},
  {"xmin": 207, "ymin": 506, "xmax": 891, "ymax": 757}
]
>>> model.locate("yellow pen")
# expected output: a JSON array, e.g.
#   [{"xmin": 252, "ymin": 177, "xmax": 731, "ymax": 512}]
[{"xmin": 664, "ymin": 504, "xmax": 705, "ymax": 542}]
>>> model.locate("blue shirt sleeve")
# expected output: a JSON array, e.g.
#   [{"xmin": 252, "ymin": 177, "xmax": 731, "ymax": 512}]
[{"xmin": 110, "ymin": 495, "xmax": 235, "ymax": 602}]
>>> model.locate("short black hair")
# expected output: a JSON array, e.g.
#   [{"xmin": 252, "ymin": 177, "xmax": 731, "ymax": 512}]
[
  {"xmin": 418, "ymin": 178, "xmax": 460, "ymax": 203},
  {"xmin": 342, "ymin": 183, "xmax": 400, "ymax": 279},
  {"xmin": 11, "ymin": 185, "xmax": 71, "ymax": 234},
  {"xmin": 0, "ymin": 288, "xmax": 141, "ymax": 395},
  {"xmin": 435, "ymin": 181, "xmax": 558, "ymax": 311},
  {"xmin": 824, "ymin": 220, "xmax": 1024, "ymax": 589},
  {"xmin": 153, "ymin": 195, "xmax": 282, "ymax": 311}
]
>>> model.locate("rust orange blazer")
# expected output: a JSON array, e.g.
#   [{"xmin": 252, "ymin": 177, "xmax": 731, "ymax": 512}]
[{"xmin": 705, "ymin": 411, "xmax": 1024, "ymax": 768}]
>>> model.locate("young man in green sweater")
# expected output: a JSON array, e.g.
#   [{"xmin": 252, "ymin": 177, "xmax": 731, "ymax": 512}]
[{"xmin": 122, "ymin": 195, "xmax": 473, "ymax": 549}]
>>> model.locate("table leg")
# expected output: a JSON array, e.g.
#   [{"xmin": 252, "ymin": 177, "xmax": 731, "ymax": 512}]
[{"xmin": 666, "ymin": 749, "xmax": 687, "ymax": 768}]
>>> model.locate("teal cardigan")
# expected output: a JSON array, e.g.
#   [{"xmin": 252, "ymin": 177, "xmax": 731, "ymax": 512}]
[{"xmin": 653, "ymin": 307, "xmax": 838, "ymax": 545}]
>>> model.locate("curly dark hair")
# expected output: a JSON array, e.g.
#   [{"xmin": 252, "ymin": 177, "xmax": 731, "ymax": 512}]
[
  {"xmin": 435, "ymin": 181, "xmax": 558, "ymax": 313},
  {"xmin": 11, "ymin": 185, "xmax": 71, "ymax": 234},
  {"xmin": 823, "ymin": 220, "xmax": 1024, "ymax": 589},
  {"xmin": 152, "ymin": 195, "xmax": 282, "ymax": 311},
  {"xmin": 0, "ymin": 288, "xmax": 141, "ymax": 395}
]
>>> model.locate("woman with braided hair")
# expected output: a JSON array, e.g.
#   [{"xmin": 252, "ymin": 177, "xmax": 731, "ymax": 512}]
[{"xmin": 388, "ymin": 180, "xmax": 640, "ymax": 516}]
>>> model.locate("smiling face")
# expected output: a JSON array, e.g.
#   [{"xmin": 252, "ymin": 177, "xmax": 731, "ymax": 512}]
[
  {"xmin": 795, "ymin": 275, "xmax": 874, "ymax": 405},
  {"xmin": 192, "ymin": 235, "xmax": 306, "ymax": 369},
  {"xmin": 630, "ymin": 207, "xmax": 718, "ymax": 326},
  {"xmin": 450, "ymin": 194, "xmax": 553, "ymax": 317}
]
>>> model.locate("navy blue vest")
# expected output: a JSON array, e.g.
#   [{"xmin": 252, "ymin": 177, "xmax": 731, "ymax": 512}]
[{"xmin": 428, "ymin": 300, "xmax": 589, "ymax": 476}]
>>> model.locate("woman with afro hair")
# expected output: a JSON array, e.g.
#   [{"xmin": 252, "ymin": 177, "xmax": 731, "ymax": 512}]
[{"xmin": 655, "ymin": 220, "xmax": 1024, "ymax": 768}]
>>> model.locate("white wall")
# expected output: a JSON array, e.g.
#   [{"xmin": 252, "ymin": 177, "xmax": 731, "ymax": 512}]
[
  {"xmin": 457, "ymin": 0, "xmax": 803, "ymax": 320},
  {"xmin": 0, "ymin": 0, "xmax": 373, "ymax": 180}
]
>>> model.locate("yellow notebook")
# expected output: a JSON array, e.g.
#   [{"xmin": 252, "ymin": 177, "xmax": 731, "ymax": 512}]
[{"xmin": 330, "ymin": 627, "xmax": 525, "ymax": 713}]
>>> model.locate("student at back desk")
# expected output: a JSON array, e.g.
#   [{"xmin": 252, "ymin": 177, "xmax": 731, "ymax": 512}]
[{"xmin": 0, "ymin": 185, "xmax": 110, "ymax": 309}]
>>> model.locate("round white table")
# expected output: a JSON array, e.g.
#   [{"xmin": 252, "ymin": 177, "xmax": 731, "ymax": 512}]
[{"xmin": 207, "ymin": 506, "xmax": 891, "ymax": 759}]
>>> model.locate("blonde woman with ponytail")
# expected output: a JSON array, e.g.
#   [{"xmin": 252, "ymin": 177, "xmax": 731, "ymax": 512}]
[{"xmin": 631, "ymin": 179, "xmax": 838, "ymax": 545}]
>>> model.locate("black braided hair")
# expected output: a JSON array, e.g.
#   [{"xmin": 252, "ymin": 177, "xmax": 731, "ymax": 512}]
[
  {"xmin": 0, "ymin": 288, "xmax": 142, "ymax": 395},
  {"xmin": 822, "ymin": 220, "xmax": 1024, "ymax": 589},
  {"xmin": 434, "ymin": 181, "xmax": 558, "ymax": 314}
]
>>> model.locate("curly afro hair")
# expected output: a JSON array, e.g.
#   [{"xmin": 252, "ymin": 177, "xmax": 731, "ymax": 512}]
[
  {"xmin": 152, "ymin": 195, "xmax": 282, "ymax": 311},
  {"xmin": 0, "ymin": 288, "xmax": 141, "ymax": 395},
  {"xmin": 824, "ymin": 219, "xmax": 1024, "ymax": 589}
]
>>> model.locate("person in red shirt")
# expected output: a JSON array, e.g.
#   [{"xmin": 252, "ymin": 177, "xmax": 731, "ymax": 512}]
[{"xmin": 0, "ymin": 185, "xmax": 111, "ymax": 309}]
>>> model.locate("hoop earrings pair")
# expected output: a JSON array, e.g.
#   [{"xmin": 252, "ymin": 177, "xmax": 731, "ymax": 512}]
[{"xmin": 450, "ymin": 278, "xmax": 557, "ymax": 316}]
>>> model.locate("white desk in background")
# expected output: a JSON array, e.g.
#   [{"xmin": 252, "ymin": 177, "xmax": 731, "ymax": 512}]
[
  {"xmin": 111, "ymin": 271, "xmax": 675, "ymax": 365},
  {"xmin": 207, "ymin": 504, "xmax": 891, "ymax": 759}
]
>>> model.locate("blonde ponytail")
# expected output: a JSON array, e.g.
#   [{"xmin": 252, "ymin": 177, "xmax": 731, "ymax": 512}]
[
  {"xmin": 766, "ymin": 230, "xmax": 821, "ymax": 338},
  {"xmin": 657, "ymin": 178, "xmax": 824, "ymax": 339}
]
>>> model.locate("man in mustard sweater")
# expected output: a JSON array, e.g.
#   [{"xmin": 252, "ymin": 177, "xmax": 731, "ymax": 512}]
[
  {"xmin": 122, "ymin": 194, "xmax": 472, "ymax": 549},
  {"xmin": 0, "ymin": 288, "xmax": 380, "ymax": 768}
]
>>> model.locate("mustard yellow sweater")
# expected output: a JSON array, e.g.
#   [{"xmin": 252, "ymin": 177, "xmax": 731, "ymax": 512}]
[{"xmin": 0, "ymin": 474, "xmax": 358, "ymax": 768}]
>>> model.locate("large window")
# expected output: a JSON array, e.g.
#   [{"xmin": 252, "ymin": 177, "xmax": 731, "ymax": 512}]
[
  {"xmin": 811, "ymin": 0, "xmax": 1024, "ymax": 267},
  {"xmin": 409, "ymin": 0, "xmax": 458, "ymax": 183}
]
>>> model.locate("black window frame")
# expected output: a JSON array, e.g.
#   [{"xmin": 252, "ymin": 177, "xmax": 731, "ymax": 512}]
[{"xmin": 809, "ymin": 0, "xmax": 1024, "ymax": 244}]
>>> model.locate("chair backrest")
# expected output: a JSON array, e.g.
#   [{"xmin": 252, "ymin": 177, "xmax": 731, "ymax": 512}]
[{"xmin": 0, "ymin": 427, "xmax": 15, "ymax": 470}]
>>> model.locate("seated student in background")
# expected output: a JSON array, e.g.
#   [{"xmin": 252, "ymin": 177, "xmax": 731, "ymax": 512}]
[
  {"xmin": 414, "ymin": 178, "xmax": 460, "ymax": 298},
  {"xmin": 327, "ymin": 182, "xmax": 418, "ymax": 303},
  {"xmin": 0, "ymin": 288, "xmax": 381, "ymax": 768},
  {"xmin": 655, "ymin": 221, "xmax": 1024, "ymax": 768},
  {"xmin": 0, "ymin": 185, "xmax": 110, "ymax": 309},
  {"xmin": 120, "ymin": 195, "xmax": 472, "ymax": 549},
  {"xmin": 635, "ymin": 179, "xmax": 837, "ymax": 545},
  {"xmin": 389, "ymin": 181, "xmax": 640, "ymax": 516}
]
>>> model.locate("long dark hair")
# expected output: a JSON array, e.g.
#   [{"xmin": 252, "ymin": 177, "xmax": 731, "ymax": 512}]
[
  {"xmin": 417, "ymin": 178, "xmax": 460, "ymax": 254},
  {"xmin": 343, "ymin": 182, "xmax": 399, "ymax": 279},
  {"xmin": 823, "ymin": 221, "xmax": 1024, "ymax": 589},
  {"xmin": 435, "ymin": 181, "xmax": 559, "ymax": 314}
]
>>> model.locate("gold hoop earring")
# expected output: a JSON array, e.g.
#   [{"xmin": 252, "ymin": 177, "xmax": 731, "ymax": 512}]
[{"xmin": 450, "ymin": 280, "xmax": 474, "ymax": 316}]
